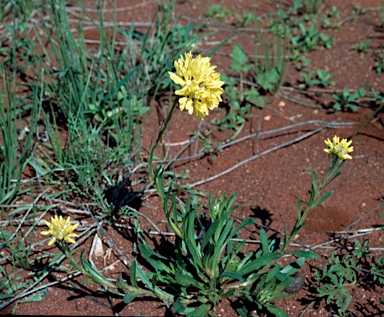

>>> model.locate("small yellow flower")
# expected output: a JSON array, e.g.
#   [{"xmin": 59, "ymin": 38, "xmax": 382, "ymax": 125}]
[
  {"xmin": 324, "ymin": 135, "xmax": 353, "ymax": 160},
  {"xmin": 41, "ymin": 215, "xmax": 79, "ymax": 246},
  {"xmin": 168, "ymin": 51, "xmax": 224, "ymax": 120}
]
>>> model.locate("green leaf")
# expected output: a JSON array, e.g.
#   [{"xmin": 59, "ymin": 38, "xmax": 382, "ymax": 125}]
[
  {"xmin": 116, "ymin": 275, "xmax": 131, "ymax": 290},
  {"xmin": 222, "ymin": 289, "xmax": 236, "ymax": 298},
  {"xmin": 237, "ymin": 252, "xmax": 281, "ymax": 276},
  {"xmin": 311, "ymin": 169, "xmax": 317, "ymax": 187},
  {"xmin": 231, "ymin": 44, "xmax": 249, "ymax": 72},
  {"xmin": 266, "ymin": 264, "xmax": 281, "ymax": 282},
  {"xmin": 297, "ymin": 198, "xmax": 302, "ymax": 217},
  {"xmin": 175, "ymin": 271, "xmax": 202, "ymax": 288},
  {"xmin": 173, "ymin": 300, "xmax": 185, "ymax": 313},
  {"xmin": 275, "ymin": 276, "xmax": 294, "ymax": 294},
  {"xmin": 130, "ymin": 259, "xmax": 137, "ymax": 287},
  {"xmin": 201, "ymin": 219, "xmax": 220, "ymax": 251},
  {"xmin": 79, "ymin": 279, "xmax": 94, "ymax": 285},
  {"xmin": 290, "ymin": 250, "xmax": 318, "ymax": 259},
  {"xmin": 75, "ymin": 252, "xmax": 115, "ymax": 288},
  {"xmin": 260, "ymin": 228, "xmax": 269, "ymax": 254},
  {"xmin": 280, "ymin": 257, "xmax": 306, "ymax": 275},
  {"xmin": 333, "ymin": 102, "xmax": 341, "ymax": 111},
  {"xmin": 293, "ymin": 0, "xmax": 302, "ymax": 11},
  {"xmin": 123, "ymin": 292, "xmax": 138, "ymax": 304},
  {"xmin": 133, "ymin": 265, "xmax": 152, "ymax": 289},
  {"xmin": 0, "ymin": 293, "xmax": 13, "ymax": 300},
  {"xmin": 81, "ymin": 260, "xmax": 115, "ymax": 288},
  {"xmin": 266, "ymin": 304, "xmax": 289, "ymax": 317},
  {"xmin": 151, "ymin": 274, "xmax": 157, "ymax": 289},
  {"xmin": 236, "ymin": 306, "xmax": 249, "ymax": 317},
  {"xmin": 101, "ymin": 64, "xmax": 140, "ymax": 104},
  {"xmin": 312, "ymin": 190, "xmax": 334, "ymax": 209},
  {"xmin": 137, "ymin": 243, "xmax": 172, "ymax": 274},
  {"xmin": 357, "ymin": 88, "xmax": 366, "ymax": 97},
  {"xmin": 207, "ymin": 220, "xmax": 234, "ymax": 276},
  {"xmin": 19, "ymin": 289, "xmax": 48, "ymax": 303},
  {"xmin": 220, "ymin": 271, "xmax": 245, "ymax": 283},
  {"xmin": 186, "ymin": 304, "xmax": 211, "ymax": 317}
]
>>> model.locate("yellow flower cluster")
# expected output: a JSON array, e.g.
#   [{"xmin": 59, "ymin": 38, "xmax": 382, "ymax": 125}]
[
  {"xmin": 324, "ymin": 135, "xmax": 353, "ymax": 160},
  {"xmin": 168, "ymin": 51, "xmax": 224, "ymax": 120},
  {"xmin": 41, "ymin": 215, "xmax": 79, "ymax": 245}
]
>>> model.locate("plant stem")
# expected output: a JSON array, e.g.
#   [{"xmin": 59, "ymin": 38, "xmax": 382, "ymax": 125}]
[{"xmin": 148, "ymin": 97, "xmax": 179, "ymax": 189}]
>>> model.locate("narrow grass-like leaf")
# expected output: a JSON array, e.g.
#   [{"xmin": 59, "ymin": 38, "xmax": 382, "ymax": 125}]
[
  {"xmin": 312, "ymin": 169, "xmax": 317, "ymax": 187},
  {"xmin": 290, "ymin": 250, "xmax": 318, "ymax": 259},
  {"xmin": 207, "ymin": 220, "xmax": 233, "ymax": 276},
  {"xmin": 175, "ymin": 271, "xmax": 203, "ymax": 288},
  {"xmin": 19, "ymin": 289, "xmax": 48, "ymax": 303},
  {"xmin": 237, "ymin": 252, "xmax": 281, "ymax": 277},
  {"xmin": 266, "ymin": 264, "xmax": 281, "ymax": 283},
  {"xmin": 137, "ymin": 243, "xmax": 172, "ymax": 274},
  {"xmin": 312, "ymin": 190, "xmax": 334, "ymax": 209},
  {"xmin": 79, "ymin": 254, "xmax": 115, "ymax": 288},
  {"xmin": 186, "ymin": 304, "xmax": 211, "ymax": 317},
  {"xmin": 266, "ymin": 304, "xmax": 289, "ymax": 317},
  {"xmin": 260, "ymin": 228, "xmax": 269, "ymax": 254},
  {"xmin": 201, "ymin": 219, "xmax": 220, "ymax": 251},
  {"xmin": 0, "ymin": 294, "xmax": 13, "ymax": 300},
  {"xmin": 220, "ymin": 272, "xmax": 245, "ymax": 283},
  {"xmin": 183, "ymin": 208, "xmax": 203, "ymax": 271},
  {"xmin": 130, "ymin": 259, "xmax": 137, "ymax": 287},
  {"xmin": 297, "ymin": 198, "xmax": 302, "ymax": 217}
]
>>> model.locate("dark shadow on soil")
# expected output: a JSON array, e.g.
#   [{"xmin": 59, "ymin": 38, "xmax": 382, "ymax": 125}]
[
  {"xmin": 104, "ymin": 176, "xmax": 143, "ymax": 213},
  {"xmin": 250, "ymin": 206, "xmax": 273, "ymax": 227}
]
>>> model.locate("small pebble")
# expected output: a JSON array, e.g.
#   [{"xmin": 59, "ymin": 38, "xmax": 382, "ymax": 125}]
[{"xmin": 285, "ymin": 271, "xmax": 305, "ymax": 294}]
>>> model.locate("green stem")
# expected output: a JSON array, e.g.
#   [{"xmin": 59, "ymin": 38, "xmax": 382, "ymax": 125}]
[
  {"xmin": 148, "ymin": 97, "xmax": 179, "ymax": 189},
  {"xmin": 294, "ymin": 154, "xmax": 339, "ymax": 231},
  {"xmin": 227, "ymin": 155, "xmax": 346, "ymax": 291},
  {"xmin": 147, "ymin": 97, "xmax": 182, "ymax": 237}
]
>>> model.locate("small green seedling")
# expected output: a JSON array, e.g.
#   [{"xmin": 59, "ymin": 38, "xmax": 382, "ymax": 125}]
[
  {"xmin": 303, "ymin": 0, "xmax": 326, "ymax": 14},
  {"xmin": 374, "ymin": 51, "xmax": 384, "ymax": 73},
  {"xmin": 292, "ymin": 21, "xmax": 333, "ymax": 53},
  {"xmin": 332, "ymin": 87, "xmax": 366, "ymax": 112},
  {"xmin": 354, "ymin": 40, "xmax": 371, "ymax": 56},
  {"xmin": 300, "ymin": 69, "xmax": 335, "ymax": 88},
  {"xmin": 320, "ymin": 6, "xmax": 340, "ymax": 29},
  {"xmin": 314, "ymin": 251, "xmax": 356, "ymax": 316},
  {"xmin": 234, "ymin": 10, "xmax": 259, "ymax": 27},
  {"xmin": 314, "ymin": 239, "xmax": 384, "ymax": 316},
  {"xmin": 206, "ymin": 4, "xmax": 232, "ymax": 20},
  {"xmin": 316, "ymin": 69, "xmax": 335, "ymax": 87}
]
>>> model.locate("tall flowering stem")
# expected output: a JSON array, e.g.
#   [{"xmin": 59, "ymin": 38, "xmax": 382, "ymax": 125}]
[
  {"xmin": 148, "ymin": 98, "xmax": 179, "ymax": 237},
  {"xmin": 229, "ymin": 136, "xmax": 354, "ymax": 290},
  {"xmin": 149, "ymin": 51, "xmax": 224, "ymax": 183},
  {"xmin": 148, "ymin": 98, "xmax": 178, "ymax": 186},
  {"xmin": 148, "ymin": 51, "xmax": 224, "ymax": 237},
  {"xmin": 285, "ymin": 135, "xmax": 353, "ymax": 250}
]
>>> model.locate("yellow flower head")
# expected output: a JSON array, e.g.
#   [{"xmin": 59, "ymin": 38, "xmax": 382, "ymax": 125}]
[
  {"xmin": 324, "ymin": 135, "xmax": 353, "ymax": 160},
  {"xmin": 168, "ymin": 51, "xmax": 224, "ymax": 120},
  {"xmin": 41, "ymin": 215, "xmax": 79, "ymax": 246}
]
